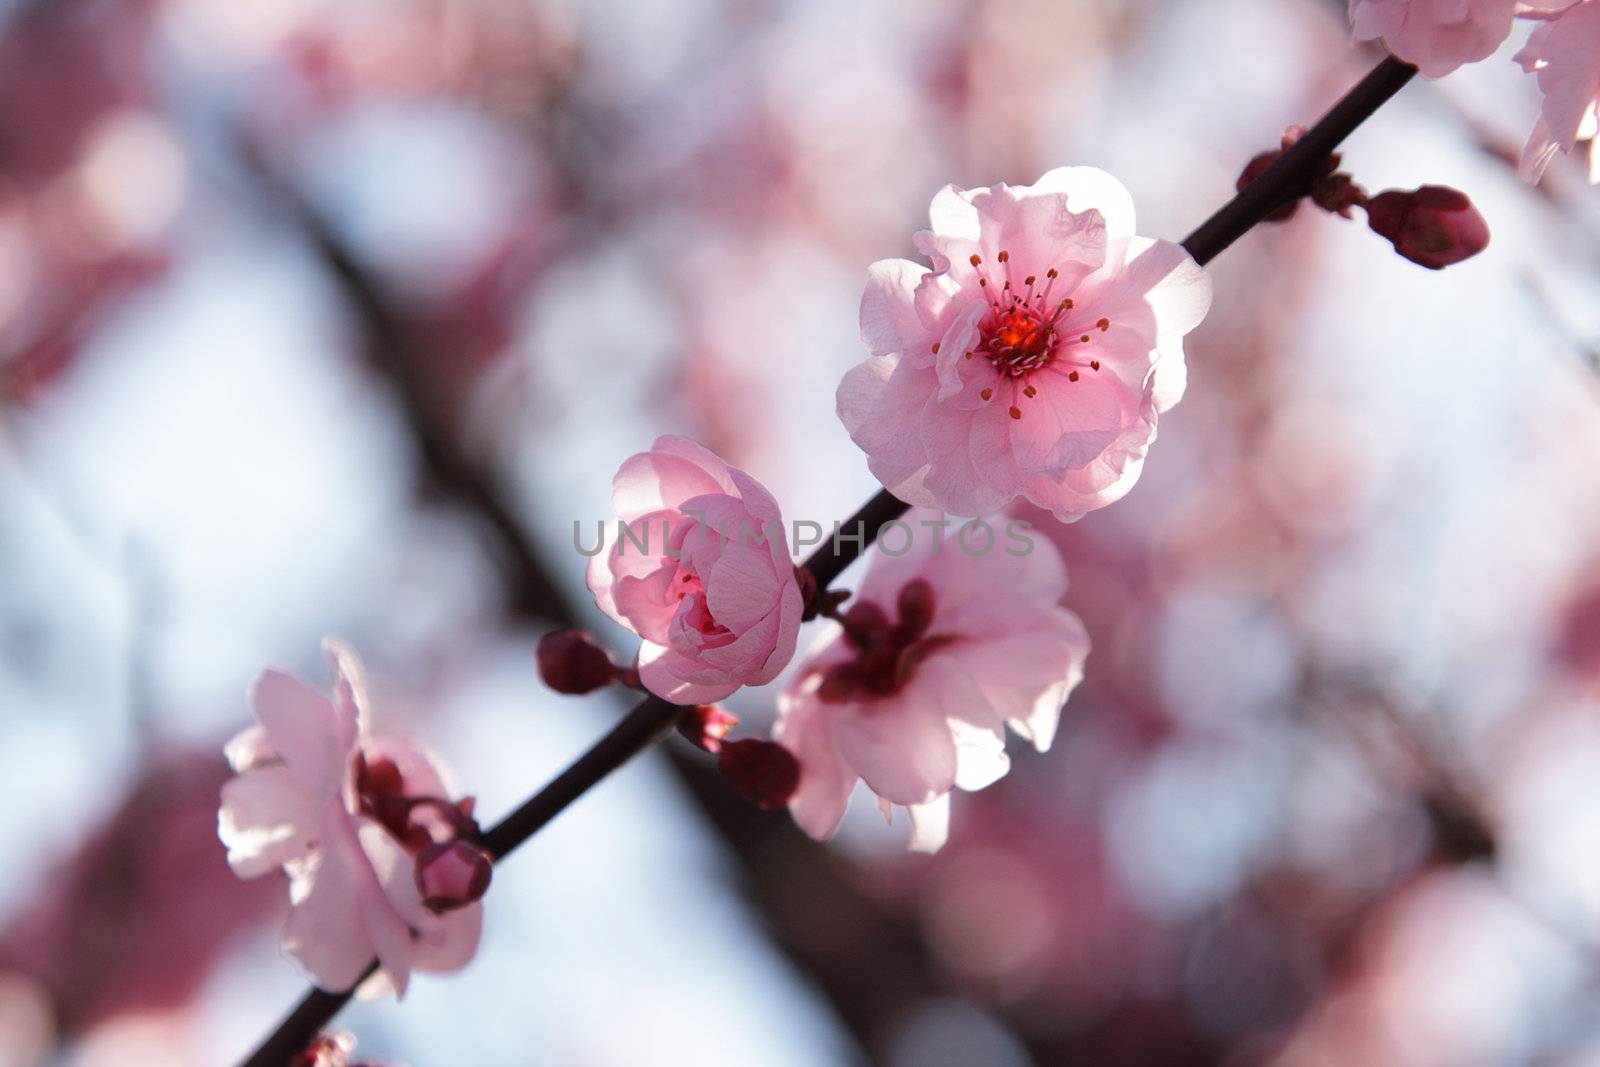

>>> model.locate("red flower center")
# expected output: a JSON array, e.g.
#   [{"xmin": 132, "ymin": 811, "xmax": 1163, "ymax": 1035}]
[
  {"xmin": 817, "ymin": 579, "xmax": 956, "ymax": 703},
  {"xmin": 945, "ymin": 250, "xmax": 1115, "ymax": 420},
  {"xmin": 986, "ymin": 305, "xmax": 1053, "ymax": 377}
]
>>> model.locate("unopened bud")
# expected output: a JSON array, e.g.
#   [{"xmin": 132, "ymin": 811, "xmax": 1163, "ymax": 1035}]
[
  {"xmin": 1364, "ymin": 186, "xmax": 1490, "ymax": 270},
  {"xmin": 415, "ymin": 840, "xmax": 493, "ymax": 913},
  {"xmin": 717, "ymin": 738, "xmax": 801, "ymax": 811},
  {"xmin": 537, "ymin": 630, "xmax": 619, "ymax": 694},
  {"xmin": 677, "ymin": 704, "xmax": 739, "ymax": 754}
]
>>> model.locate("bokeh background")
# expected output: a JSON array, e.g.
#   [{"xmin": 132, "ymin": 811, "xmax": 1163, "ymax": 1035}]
[{"xmin": 4, "ymin": 0, "xmax": 1600, "ymax": 1064}]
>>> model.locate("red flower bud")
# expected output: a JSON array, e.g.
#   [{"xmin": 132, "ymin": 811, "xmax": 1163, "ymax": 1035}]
[
  {"xmin": 537, "ymin": 629, "xmax": 620, "ymax": 694},
  {"xmin": 1364, "ymin": 186, "xmax": 1490, "ymax": 270},
  {"xmin": 717, "ymin": 738, "xmax": 800, "ymax": 811},
  {"xmin": 415, "ymin": 840, "xmax": 493, "ymax": 913},
  {"xmin": 676, "ymin": 704, "xmax": 739, "ymax": 754}
]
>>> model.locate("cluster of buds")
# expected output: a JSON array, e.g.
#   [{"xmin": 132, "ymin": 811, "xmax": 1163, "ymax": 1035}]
[
  {"xmin": 1238, "ymin": 126, "xmax": 1490, "ymax": 270},
  {"xmin": 541, "ymin": 628, "xmax": 800, "ymax": 810},
  {"xmin": 355, "ymin": 754, "xmax": 493, "ymax": 915}
]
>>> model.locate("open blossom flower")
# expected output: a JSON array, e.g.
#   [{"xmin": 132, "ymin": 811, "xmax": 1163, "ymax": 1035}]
[
  {"xmin": 219, "ymin": 640, "xmax": 482, "ymax": 995},
  {"xmin": 838, "ymin": 168, "xmax": 1211, "ymax": 523},
  {"xmin": 774, "ymin": 511, "xmax": 1090, "ymax": 852},
  {"xmin": 1516, "ymin": 0, "xmax": 1600, "ymax": 182},
  {"xmin": 1349, "ymin": 0, "xmax": 1576, "ymax": 78},
  {"xmin": 588, "ymin": 435, "xmax": 803, "ymax": 703}
]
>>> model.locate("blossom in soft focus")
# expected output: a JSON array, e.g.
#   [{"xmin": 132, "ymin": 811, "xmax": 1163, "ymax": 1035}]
[
  {"xmin": 218, "ymin": 640, "xmax": 483, "ymax": 996},
  {"xmin": 838, "ymin": 168, "xmax": 1211, "ymax": 523},
  {"xmin": 587, "ymin": 435, "xmax": 804, "ymax": 703},
  {"xmin": 775, "ymin": 511, "xmax": 1090, "ymax": 852},
  {"xmin": 1516, "ymin": 0, "xmax": 1600, "ymax": 182},
  {"xmin": 1364, "ymin": 185, "xmax": 1492, "ymax": 268},
  {"xmin": 1349, "ymin": 0, "xmax": 1576, "ymax": 78}
]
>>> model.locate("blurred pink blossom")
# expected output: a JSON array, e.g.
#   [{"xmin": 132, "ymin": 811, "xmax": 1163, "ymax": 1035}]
[
  {"xmin": 587, "ymin": 436, "xmax": 803, "ymax": 703},
  {"xmin": 776, "ymin": 510, "xmax": 1089, "ymax": 852},
  {"xmin": 1349, "ymin": 0, "xmax": 1576, "ymax": 78},
  {"xmin": 838, "ymin": 168, "xmax": 1210, "ymax": 523},
  {"xmin": 219, "ymin": 640, "xmax": 482, "ymax": 996},
  {"xmin": 1516, "ymin": 0, "xmax": 1600, "ymax": 182}
]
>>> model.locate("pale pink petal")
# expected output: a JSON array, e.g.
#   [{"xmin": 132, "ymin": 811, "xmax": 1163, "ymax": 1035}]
[
  {"xmin": 1030, "ymin": 166, "xmax": 1138, "ymax": 239},
  {"xmin": 1350, "ymin": 0, "xmax": 1520, "ymax": 78},
  {"xmin": 224, "ymin": 724, "xmax": 275, "ymax": 773},
  {"xmin": 611, "ymin": 439, "xmax": 733, "ymax": 521},
  {"xmin": 611, "ymin": 562, "xmax": 680, "ymax": 646},
  {"xmin": 355, "ymin": 823, "xmax": 419, "ymax": 999},
  {"xmin": 706, "ymin": 550, "xmax": 781, "ymax": 631},
  {"xmin": 1009, "ymin": 372, "xmax": 1131, "ymax": 480},
  {"xmin": 925, "ymin": 183, "xmax": 981, "ymax": 243},
  {"xmin": 637, "ymin": 642, "xmax": 740, "ymax": 704},
  {"xmin": 323, "ymin": 638, "xmax": 371, "ymax": 739},
  {"xmin": 860, "ymin": 259, "xmax": 930, "ymax": 358},
  {"xmin": 832, "ymin": 697, "xmax": 959, "ymax": 806},
  {"xmin": 933, "ymin": 302, "xmax": 987, "ymax": 402},
  {"xmin": 218, "ymin": 766, "xmax": 319, "ymax": 879},
  {"xmin": 281, "ymin": 816, "xmax": 393, "ymax": 993},
  {"xmin": 776, "ymin": 684, "xmax": 858, "ymax": 842},
  {"xmin": 250, "ymin": 669, "xmax": 353, "ymax": 809},
  {"xmin": 838, "ymin": 356, "xmax": 939, "ymax": 493},
  {"xmin": 918, "ymin": 401, "xmax": 1017, "ymax": 518},
  {"xmin": 969, "ymin": 185, "xmax": 1108, "ymax": 291}
]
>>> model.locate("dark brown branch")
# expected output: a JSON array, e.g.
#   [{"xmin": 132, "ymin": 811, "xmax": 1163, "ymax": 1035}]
[{"xmin": 1181, "ymin": 56, "xmax": 1417, "ymax": 266}]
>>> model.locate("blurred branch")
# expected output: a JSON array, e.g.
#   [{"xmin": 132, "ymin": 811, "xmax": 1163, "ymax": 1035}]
[
  {"xmin": 240, "ymin": 138, "xmax": 578, "ymax": 624},
  {"xmin": 1519, "ymin": 273, "xmax": 1600, "ymax": 376},
  {"xmin": 235, "ymin": 52, "xmax": 1422, "ymax": 1066}
]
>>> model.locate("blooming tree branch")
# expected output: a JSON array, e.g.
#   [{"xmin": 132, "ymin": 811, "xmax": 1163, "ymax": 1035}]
[{"xmin": 237, "ymin": 53, "xmax": 1422, "ymax": 1067}]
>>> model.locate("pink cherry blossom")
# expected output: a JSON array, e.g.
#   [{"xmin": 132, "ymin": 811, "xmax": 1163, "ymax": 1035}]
[
  {"xmin": 774, "ymin": 511, "xmax": 1090, "ymax": 852},
  {"xmin": 218, "ymin": 639, "xmax": 483, "ymax": 996},
  {"xmin": 1349, "ymin": 0, "xmax": 1577, "ymax": 79},
  {"xmin": 837, "ymin": 168, "xmax": 1211, "ymax": 523},
  {"xmin": 1516, "ymin": 0, "xmax": 1600, "ymax": 182},
  {"xmin": 587, "ymin": 435, "xmax": 804, "ymax": 703}
]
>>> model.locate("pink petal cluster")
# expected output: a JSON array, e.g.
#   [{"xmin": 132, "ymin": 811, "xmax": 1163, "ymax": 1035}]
[
  {"xmin": 1349, "ymin": 0, "xmax": 1576, "ymax": 78},
  {"xmin": 1516, "ymin": 0, "xmax": 1600, "ymax": 182},
  {"xmin": 218, "ymin": 640, "xmax": 482, "ymax": 995},
  {"xmin": 775, "ymin": 511, "xmax": 1090, "ymax": 852},
  {"xmin": 588, "ymin": 435, "xmax": 803, "ymax": 703},
  {"xmin": 838, "ymin": 168, "xmax": 1211, "ymax": 523}
]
